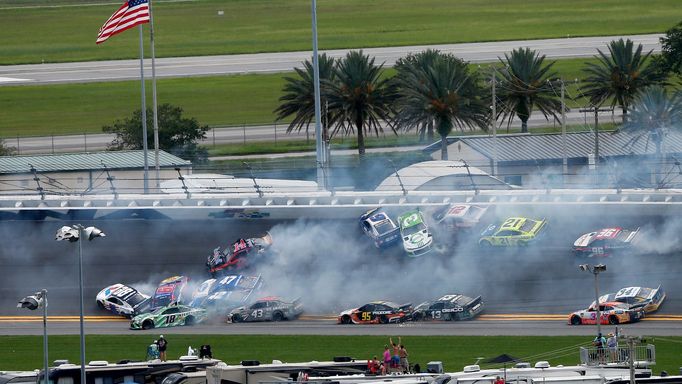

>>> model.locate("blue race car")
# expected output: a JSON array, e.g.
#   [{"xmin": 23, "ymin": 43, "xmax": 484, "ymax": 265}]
[
  {"xmin": 360, "ymin": 208, "xmax": 400, "ymax": 249},
  {"xmin": 189, "ymin": 274, "xmax": 263, "ymax": 315}
]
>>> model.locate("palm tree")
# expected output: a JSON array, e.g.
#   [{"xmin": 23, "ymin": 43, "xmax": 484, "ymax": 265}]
[
  {"xmin": 620, "ymin": 86, "xmax": 682, "ymax": 184},
  {"xmin": 392, "ymin": 49, "xmax": 443, "ymax": 142},
  {"xmin": 496, "ymin": 47, "xmax": 563, "ymax": 133},
  {"xmin": 274, "ymin": 53, "xmax": 336, "ymax": 150},
  {"xmin": 324, "ymin": 50, "xmax": 394, "ymax": 157},
  {"xmin": 582, "ymin": 38, "xmax": 665, "ymax": 121},
  {"xmin": 391, "ymin": 52, "xmax": 489, "ymax": 160}
]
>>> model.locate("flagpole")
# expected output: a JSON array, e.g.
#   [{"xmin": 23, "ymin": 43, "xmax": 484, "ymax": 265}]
[
  {"xmin": 149, "ymin": 0, "xmax": 160, "ymax": 190},
  {"xmin": 139, "ymin": 25, "xmax": 149, "ymax": 194}
]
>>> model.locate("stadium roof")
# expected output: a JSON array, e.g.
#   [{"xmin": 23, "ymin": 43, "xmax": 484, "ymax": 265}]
[
  {"xmin": 0, "ymin": 150, "xmax": 191, "ymax": 174},
  {"xmin": 424, "ymin": 131, "xmax": 682, "ymax": 162},
  {"xmin": 375, "ymin": 160, "xmax": 512, "ymax": 191}
]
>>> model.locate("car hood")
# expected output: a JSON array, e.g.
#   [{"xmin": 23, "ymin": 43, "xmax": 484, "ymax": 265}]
[
  {"xmin": 403, "ymin": 231, "xmax": 432, "ymax": 250},
  {"xmin": 574, "ymin": 232, "xmax": 596, "ymax": 247}
]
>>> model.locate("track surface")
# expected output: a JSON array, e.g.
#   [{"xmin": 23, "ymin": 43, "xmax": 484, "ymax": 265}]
[
  {"xmin": 1, "ymin": 209, "xmax": 681, "ymax": 335},
  {"xmin": 0, "ymin": 34, "xmax": 661, "ymax": 85}
]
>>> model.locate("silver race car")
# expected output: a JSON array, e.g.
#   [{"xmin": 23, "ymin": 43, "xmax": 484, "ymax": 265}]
[
  {"xmin": 228, "ymin": 297, "xmax": 303, "ymax": 322},
  {"xmin": 96, "ymin": 283, "xmax": 151, "ymax": 318}
]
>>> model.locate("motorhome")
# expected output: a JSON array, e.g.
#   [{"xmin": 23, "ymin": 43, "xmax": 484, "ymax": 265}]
[{"xmin": 206, "ymin": 358, "xmax": 368, "ymax": 384}]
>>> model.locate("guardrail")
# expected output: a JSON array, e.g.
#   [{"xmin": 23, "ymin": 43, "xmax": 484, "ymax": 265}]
[
  {"xmin": 579, "ymin": 344, "xmax": 655, "ymax": 367},
  {"xmin": 2, "ymin": 189, "xmax": 682, "ymax": 220}
]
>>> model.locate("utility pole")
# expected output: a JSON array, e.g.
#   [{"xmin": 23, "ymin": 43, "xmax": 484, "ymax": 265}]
[
  {"xmin": 491, "ymin": 67, "xmax": 498, "ymax": 176},
  {"xmin": 578, "ymin": 106, "xmax": 612, "ymax": 172},
  {"xmin": 560, "ymin": 80, "xmax": 567, "ymax": 177},
  {"xmin": 627, "ymin": 336, "xmax": 638, "ymax": 384}
]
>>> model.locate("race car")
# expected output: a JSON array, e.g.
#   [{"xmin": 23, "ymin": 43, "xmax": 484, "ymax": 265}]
[
  {"xmin": 397, "ymin": 210, "xmax": 433, "ymax": 256},
  {"xmin": 228, "ymin": 296, "xmax": 303, "ymax": 323},
  {"xmin": 431, "ymin": 204, "xmax": 489, "ymax": 231},
  {"xmin": 207, "ymin": 233, "xmax": 273, "ymax": 276},
  {"xmin": 568, "ymin": 302, "xmax": 644, "ymax": 325},
  {"xmin": 411, "ymin": 294, "xmax": 483, "ymax": 321},
  {"xmin": 359, "ymin": 208, "xmax": 400, "ymax": 249},
  {"xmin": 479, "ymin": 217, "xmax": 547, "ymax": 247},
  {"xmin": 130, "ymin": 304, "xmax": 207, "ymax": 330},
  {"xmin": 189, "ymin": 274, "xmax": 263, "ymax": 314},
  {"xmin": 595, "ymin": 286, "xmax": 665, "ymax": 314},
  {"xmin": 151, "ymin": 276, "xmax": 189, "ymax": 310},
  {"xmin": 96, "ymin": 283, "xmax": 151, "ymax": 318},
  {"xmin": 338, "ymin": 301, "xmax": 413, "ymax": 324},
  {"xmin": 573, "ymin": 227, "xmax": 639, "ymax": 257}
]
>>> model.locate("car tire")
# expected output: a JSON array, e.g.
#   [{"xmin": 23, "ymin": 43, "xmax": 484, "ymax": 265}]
[
  {"xmin": 340, "ymin": 315, "xmax": 351, "ymax": 324},
  {"xmin": 185, "ymin": 316, "xmax": 195, "ymax": 326},
  {"xmin": 570, "ymin": 316, "xmax": 581, "ymax": 325},
  {"xmin": 608, "ymin": 316, "xmax": 619, "ymax": 325},
  {"xmin": 272, "ymin": 311, "xmax": 284, "ymax": 322},
  {"xmin": 379, "ymin": 315, "xmax": 388, "ymax": 324},
  {"xmin": 142, "ymin": 320, "xmax": 154, "ymax": 330},
  {"xmin": 97, "ymin": 301, "xmax": 105, "ymax": 310},
  {"xmin": 232, "ymin": 314, "xmax": 242, "ymax": 323},
  {"xmin": 479, "ymin": 240, "xmax": 493, "ymax": 248}
]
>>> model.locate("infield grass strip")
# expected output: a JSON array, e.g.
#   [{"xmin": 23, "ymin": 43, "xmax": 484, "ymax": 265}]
[
  {"xmin": 0, "ymin": 0, "xmax": 681, "ymax": 65},
  {"xmin": 1, "ymin": 335, "xmax": 681, "ymax": 375},
  {"xmin": 0, "ymin": 58, "xmax": 596, "ymax": 138}
]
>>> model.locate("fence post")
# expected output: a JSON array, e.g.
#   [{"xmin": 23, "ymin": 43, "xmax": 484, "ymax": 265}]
[{"xmin": 16, "ymin": 135, "xmax": 20, "ymax": 155}]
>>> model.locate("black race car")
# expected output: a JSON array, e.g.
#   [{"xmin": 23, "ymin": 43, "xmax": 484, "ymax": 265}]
[{"xmin": 411, "ymin": 294, "xmax": 483, "ymax": 321}]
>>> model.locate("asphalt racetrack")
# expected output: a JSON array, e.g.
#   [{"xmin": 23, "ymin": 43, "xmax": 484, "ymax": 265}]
[{"xmin": 1, "ymin": 210, "xmax": 681, "ymax": 336}]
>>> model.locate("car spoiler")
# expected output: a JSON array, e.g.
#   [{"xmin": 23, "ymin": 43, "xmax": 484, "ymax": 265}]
[{"xmin": 360, "ymin": 207, "xmax": 380, "ymax": 220}]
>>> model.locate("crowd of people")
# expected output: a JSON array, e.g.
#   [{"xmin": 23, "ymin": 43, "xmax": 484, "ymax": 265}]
[{"xmin": 367, "ymin": 337, "xmax": 410, "ymax": 374}]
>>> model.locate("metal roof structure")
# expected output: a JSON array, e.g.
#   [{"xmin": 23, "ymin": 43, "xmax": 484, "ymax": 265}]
[
  {"xmin": 0, "ymin": 150, "xmax": 191, "ymax": 174},
  {"xmin": 375, "ymin": 160, "xmax": 512, "ymax": 191},
  {"xmin": 424, "ymin": 131, "xmax": 682, "ymax": 162}
]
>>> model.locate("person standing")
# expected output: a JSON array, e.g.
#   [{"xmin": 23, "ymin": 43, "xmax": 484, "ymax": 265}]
[
  {"xmin": 399, "ymin": 344, "xmax": 409, "ymax": 373},
  {"xmin": 382, "ymin": 345, "xmax": 391, "ymax": 373},
  {"xmin": 157, "ymin": 335, "xmax": 168, "ymax": 362},
  {"xmin": 389, "ymin": 337, "xmax": 401, "ymax": 370},
  {"xmin": 606, "ymin": 332, "xmax": 618, "ymax": 362}
]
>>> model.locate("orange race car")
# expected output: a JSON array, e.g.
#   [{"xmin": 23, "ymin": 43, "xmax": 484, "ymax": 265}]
[
  {"xmin": 569, "ymin": 301, "xmax": 644, "ymax": 325},
  {"xmin": 338, "ymin": 301, "xmax": 413, "ymax": 324}
]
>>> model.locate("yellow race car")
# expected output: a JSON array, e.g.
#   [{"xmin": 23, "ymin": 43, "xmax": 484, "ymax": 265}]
[{"xmin": 479, "ymin": 217, "xmax": 547, "ymax": 247}]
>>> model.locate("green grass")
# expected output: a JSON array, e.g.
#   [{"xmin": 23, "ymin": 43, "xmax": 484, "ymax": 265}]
[
  {"xmin": 0, "ymin": 0, "xmax": 680, "ymax": 65},
  {"xmin": 1, "ymin": 335, "xmax": 681, "ymax": 375},
  {"xmin": 0, "ymin": 57, "xmax": 605, "ymax": 138}
]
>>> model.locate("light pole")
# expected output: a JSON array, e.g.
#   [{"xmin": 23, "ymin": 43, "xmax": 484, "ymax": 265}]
[
  {"xmin": 55, "ymin": 225, "xmax": 106, "ymax": 384},
  {"xmin": 579, "ymin": 263, "xmax": 607, "ymax": 336},
  {"xmin": 18, "ymin": 290, "xmax": 48, "ymax": 384}
]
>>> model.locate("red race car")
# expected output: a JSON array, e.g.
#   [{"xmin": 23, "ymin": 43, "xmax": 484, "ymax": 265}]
[
  {"xmin": 337, "ymin": 301, "xmax": 413, "ymax": 324},
  {"xmin": 207, "ymin": 233, "xmax": 272, "ymax": 276}
]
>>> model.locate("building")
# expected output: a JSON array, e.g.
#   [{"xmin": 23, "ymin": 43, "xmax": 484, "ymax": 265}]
[
  {"xmin": 0, "ymin": 150, "xmax": 192, "ymax": 195},
  {"xmin": 424, "ymin": 131, "xmax": 682, "ymax": 188}
]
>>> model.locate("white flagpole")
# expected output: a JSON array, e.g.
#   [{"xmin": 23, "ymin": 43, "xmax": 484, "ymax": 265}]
[
  {"xmin": 149, "ymin": 0, "xmax": 160, "ymax": 190},
  {"xmin": 139, "ymin": 25, "xmax": 149, "ymax": 194}
]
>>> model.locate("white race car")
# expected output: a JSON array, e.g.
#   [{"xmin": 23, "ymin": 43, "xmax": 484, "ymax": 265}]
[
  {"xmin": 397, "ymin": 210, "xmax": 433, "ymax": 257},
  {"xmin": 96, "ymin": 283, "xmax": 151, "ymax": 318}
]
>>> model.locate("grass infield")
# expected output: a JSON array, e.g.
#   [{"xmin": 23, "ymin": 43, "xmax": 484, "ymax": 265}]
[
  {"xmin": 0, "ymin": 58, "xmax": 597, "ymax": 138},
  {"xmin": 0, "ymin": 0, "xmax": 680, "ymax": 65},
  {"xmin": 1, "ymin": 335, "xmax": 681, "ymax": 374}
]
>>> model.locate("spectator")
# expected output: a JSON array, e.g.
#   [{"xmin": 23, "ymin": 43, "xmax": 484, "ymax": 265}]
[
  {"xmin": 389, "ymin": 337, "xmax": 401, "ymax": 370},
  {"xmin": 146, "ymin": 340, "xmax": 159, "ymax": 360},
  {"xmin": 495, "ymin": 376, "xmax": 505, "ymax": 384},
  {"xmin": 380, "ymin": 362, "xmax": 386, "ymax": 375},
  {"xmin": 607, "ymin": 332, "xmax": 618, "ymax": 361},
  {"xmin": 382, "ymin": 345, "xmax": 391, "ymax": 373},
  {"xmin": 368, "ymin": 356, "xmax": 380, "ymax": 374},
  {"xmin": 593, "ymin": 333, "xmax": 606, "ymax": 363},
  {"xmin": 399, "ymin": 345, "xmax": 409, "ymax": 373},
  {"xmin": 158, "ymin": 335, "xmax": 168, "ymax": 362}
]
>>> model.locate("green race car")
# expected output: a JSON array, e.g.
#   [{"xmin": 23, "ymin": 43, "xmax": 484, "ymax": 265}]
[
  {"xmin": 397, "ymin": 210, "xmax": 433, "ymax": 256},
  {"xmin": 129, "ymin": 304, "xmax": 207, "ymax": 330},
  {"xmin": 479, "ymin": 217, "xmax": 547, "ymax": 247}
]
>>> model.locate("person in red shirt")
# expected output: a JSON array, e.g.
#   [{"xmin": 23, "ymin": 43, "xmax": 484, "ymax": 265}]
[
  {"xmin": 495, "ymin": 376, "xmax": 505, "ymax": 384},
  {"xmin": 367, "ymin": 356, "xmax": 380, "ymax": 374}
]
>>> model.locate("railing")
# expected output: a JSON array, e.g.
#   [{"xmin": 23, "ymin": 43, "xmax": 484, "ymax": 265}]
[{"xmin": 579, "ymin": 344, "xmax": 655, "ymax": 367}]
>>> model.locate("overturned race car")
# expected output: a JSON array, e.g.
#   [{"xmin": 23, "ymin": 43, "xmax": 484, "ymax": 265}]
[
  {"xmin": 359, "ymin": 208, "xmax": 400, "ymax": 249},
  {"xmin": 595, "ymin": 286, "xmax": 665, "ymax": 314},
  {"xmin": 207, "ymin": 233, "xmax": 273, "ymax": 276},
  {"xmin": 398, "ymin": 210, "xmax": 433, "ymax": 257}
]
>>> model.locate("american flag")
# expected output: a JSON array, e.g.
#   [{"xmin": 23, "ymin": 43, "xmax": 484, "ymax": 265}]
[{"xmin": 96, "ymin": 0, "xmax": 150, "ymax": 44}]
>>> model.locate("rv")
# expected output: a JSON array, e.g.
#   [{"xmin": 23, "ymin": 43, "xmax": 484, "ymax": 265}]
[{"xmin": 206, "ymin": 358, "xmax": 368, "ymax": 384}]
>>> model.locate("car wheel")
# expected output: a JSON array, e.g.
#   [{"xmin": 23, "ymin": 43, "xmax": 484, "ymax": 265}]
[
  {"xmin": 479, "ymin": 240, "xmax": 493, "ymax": 248},
  {"xmin": 379, "ymin": 315, "xmax": 388, "ymax": 324},
  {"xmin": 272, "ymin": 311, "xmax": 284, "ymax": 322},
  {"xmin": 570, "ymin": 316, "xmax": 581, "ymax": 325},
  {"xmin": 97, "ymin": 301, "xmax": 105, "ymax": 310},
  {"xmin": 142, "ymin": 320, "xmax": 154, "ymax": 330},
  {"xmin": 412, "ymin": 313, "xmax": 422, "ymax": 321},
  {"xmin": 232, "ymin": 314, "xmax": 242, "ymax": 323},
  {"xmin": 608, "ymin": 316, "xmax": 619, "ymax": 325},
  {"xmin": 185, "ymin": 316, "xmax": 195, "ymax": 326},
  {"xmin": 340, "ymin": 315, "xmax": 351, "ymax": 324}
]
